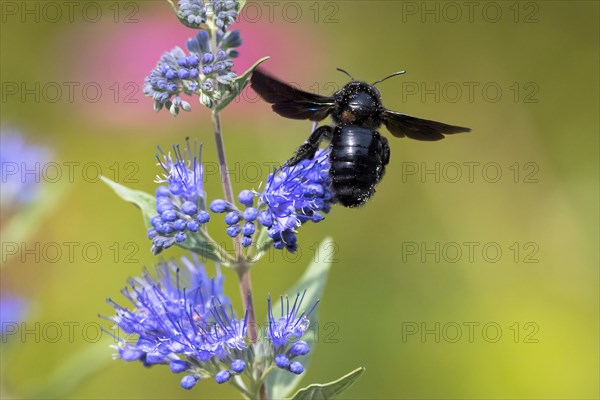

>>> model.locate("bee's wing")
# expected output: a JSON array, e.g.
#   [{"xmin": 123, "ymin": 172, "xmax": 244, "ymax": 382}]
[
  {"xmin": 382, "ymin": 109, "xmax": 471, "ymax": 141},
  {"xmin": 251, "ymin": 68, "xmax": 335, "ymax": 121}
]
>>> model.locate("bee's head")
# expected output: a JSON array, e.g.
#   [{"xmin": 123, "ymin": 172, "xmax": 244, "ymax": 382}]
[{"xmin": 332, "ymin": 80, "xmax": 382, "ymax": 127}]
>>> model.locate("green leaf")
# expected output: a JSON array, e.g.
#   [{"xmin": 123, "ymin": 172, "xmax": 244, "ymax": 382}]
[
  {"xmin": 253, "ymin": 225, "xmax": 272, "ymax": 255},
  {"xmin": 214, "ymin": 56, "xmax": 269, "ymax": 112},
  {"xmin": 1, "ymin": 183, "xmax": 69, "ymax": 266},
  {"xmin": 289, "ymin": 367, "xmax": 366, "ymax": 400},
  {"xmin": 266, "ymin": 237, "xmax": 335, "ymax": 400},
  {"xmin": 101, "ymin": 177, "xmax": 222, "ymax": 262},
  {"xmin": 101, "ymin": 176, "xmax": 155, "ymax": 229},
  {"xmin": 238, "ymin": 0, "xmax": 248, "ymax": 11},
  {"xmin": 174, "ymin": 229, "xmax": 223, "ymax": 263},
  {"xmin": 247, "ymin": 226, "xmax": 271, "ymax": 265},
  {"xmin": 200, "ymin": 92, "xmax": 214, "ymax": 109},
  {"xmin": 165, "ymin": 0, "xmax": 177, "ymax": 13}
]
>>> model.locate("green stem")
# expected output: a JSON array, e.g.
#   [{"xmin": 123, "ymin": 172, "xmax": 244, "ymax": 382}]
[
  {"xmin": 206, "ymin": 15, "xmax": 267, "ymax": 400},
  {"xmin": 209, "ymin": 70, "xmax": 264, "ymax": 399},
  {"xmin": 251, "ymin": 364, "xmax": 274, "ymax": 399},
  {"xmin": 229, "ymin": 378, "xmax": 252, "ymax": 399},
  {"xmin": 258, "ymin": 381, "xmax": 268, "ymax": 400},
  {"xmin": 237, "ymin": 264, "xmax": 258, "ymax": 343},
  {"xmin": 210, "ymin": 112, "xmax": 235, "ymax": 207},
  {"xmin": 211, "ymin": 111, "xmax": 244, "ymax": 262}
]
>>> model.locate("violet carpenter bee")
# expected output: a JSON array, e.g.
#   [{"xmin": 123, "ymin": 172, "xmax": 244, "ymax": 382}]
[{"xmin": 250, "ymin": 68, "xmax": 471, "ymax": 207}]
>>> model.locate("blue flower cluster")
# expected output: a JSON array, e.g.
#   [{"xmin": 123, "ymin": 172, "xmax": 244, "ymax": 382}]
[
  {"xmin": 105, "ymin": 255, "xmax": 315, "ymax": 390},
  {"xmin": 0, "ymin": 129, "xmax": 51, "ymax": 210},
  {"xmin": 209, "ymin": 190, "xmax": 259, "ymax": 248},
  {"xmin": 210, "ymin": 149, "xmax": 335, "ymax": 252},
  {"xmin": 260, "ymin": 149, "xmax": 334, "ymax": 251},
  {"xmin": 143, "ymin": 30, "xmax": 241, "ymax": 114},
  {"xmin": 268, "ymin": 291, "xmax": 317, "ymax": 374},
  {"xmin": 147, "ymin": 140, "xmax": 211, "ymax": 255},
  {"xmin": 177, "ymin": 0, "xmax": 239, "ymax": 31},
  {"xmin": 0, "ymin": 296, "xmax": 29, "ymax": 337},
  {"xmin": 104, "ymin": 255, "xmax": 243, "ymax": 389}
]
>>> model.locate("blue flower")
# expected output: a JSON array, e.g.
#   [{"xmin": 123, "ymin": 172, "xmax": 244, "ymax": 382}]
[
  {"xmin": 289, "ymin": 361, "xmax": 305, "ymax": 375},
  {"xmin": 215, "ymin": 369, "xmax": 231, "ymax": 383},
  {"xmin": 143, "ymin": 47, "xmax": 194, "ymax": 115},
  {"xmin": 178, "ymin": 0, "xmax": 207, "ymax": 27},
  {"xmin": 186, "ymin": 30, "xmax": 239, "ymax": 86},
  {"xmin": 0, "ymin": 296, "xmax": 29, "ymax": 338},
  {"xmin": 177, "ymin": 0, "xmax": 239, "ymax": 31},
  {"xmin": 213, "ymin": 0, "xmax": 239, "ymax": 31},
  {"xmin": 259, "ymin": 149, "xmax": 334, "ymax": 251},
  {"xmin": 103, "ymin": 256, "xmax": 319, "ymax": 389},
  {"xmin": 210, "ymin": 149, "xmax": 335, "ymax": 252},
  {"xmin": 104, "ymin": 255, "xmax": 249, "ymax": 386},
  {"xmin": 155, "ymin": 140, "xmax": 204, "ymax": 202},
  {"xmin": 230, "ymin": 359, "xmax": 246, "ymax": 373},
  {"xmin": 144, "ymin": 30, "xmax": 241, "ymax": 113},
  {"xmin": 267, "ymin": 291, "xmax": 318, "ymax": 374},
  {"xmin": 0, "ymin": 129, "xmax": 51, "ymax": 211},
  {"xmin": 267, "ymin": 291, "xmax": 316, "ymax": 347},
  {"xmin": 148, "ymin": 139, "xmax": 210, "ymax": 255},
  {"xmin": 180, "ymin": 374, "xmax": 200, "ymax": 390},
  {"xmin": 209, "ymin": 197, "xmax": 257, "ymax": 248}
]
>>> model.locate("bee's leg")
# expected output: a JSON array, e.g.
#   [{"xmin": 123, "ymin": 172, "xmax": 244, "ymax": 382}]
[
  {"xmin": 380, "ymin": 135, "xmax": 390, "ymax": 166},
  {"xmin": 378, "ymin": 135, "xmax": 391, "ymax": 181},
  {"xmin": 285, "ymin": 125, "xmax": 333, "ymax": 167}
]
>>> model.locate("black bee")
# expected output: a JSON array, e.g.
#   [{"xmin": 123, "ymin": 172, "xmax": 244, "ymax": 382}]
[{"xmin": 250, "ymin": 68, "xmax": 471, "ymax": 207}]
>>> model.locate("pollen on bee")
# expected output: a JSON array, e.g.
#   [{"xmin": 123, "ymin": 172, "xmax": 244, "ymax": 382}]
[{"xmin": 341, "ymin": 110, "xmax": 356, "ymax": 124}]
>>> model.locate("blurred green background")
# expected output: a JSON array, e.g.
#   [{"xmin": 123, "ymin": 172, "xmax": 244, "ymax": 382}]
[{"xmin": 1, "ymin": 1, "xmax": 598, "ymax": 399}]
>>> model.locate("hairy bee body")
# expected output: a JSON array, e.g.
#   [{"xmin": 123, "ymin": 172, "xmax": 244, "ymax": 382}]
[{"xmin": 330, "ymin": 125, "xmax": 389, "ymax": 207}]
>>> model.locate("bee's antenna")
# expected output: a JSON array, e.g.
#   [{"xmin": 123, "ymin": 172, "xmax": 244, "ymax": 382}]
[
  {"xmin": 373, "ymin": 71, "xmax": 406, "ymax": 86},
  {"xmin": 336, "ymin": 67, "xmax": 355, "ymax": 80}
]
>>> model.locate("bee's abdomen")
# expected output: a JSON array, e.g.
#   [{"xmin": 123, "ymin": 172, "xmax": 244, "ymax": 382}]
[{"xmin": 330, "ymin": 126, "xmax": 387, "ymax": 207}]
